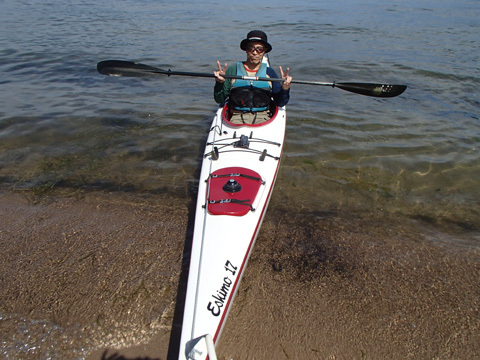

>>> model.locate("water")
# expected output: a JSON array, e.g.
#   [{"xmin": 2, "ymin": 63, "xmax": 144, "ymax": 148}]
[{"xmin": 1, "ymin": 0, "xmax": 479, "ymax": 358}]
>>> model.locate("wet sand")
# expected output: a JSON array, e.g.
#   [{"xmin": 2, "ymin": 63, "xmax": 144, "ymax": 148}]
[{"xmin": 1, "ymin": 189, "xmax": 479, "ymax": 359}]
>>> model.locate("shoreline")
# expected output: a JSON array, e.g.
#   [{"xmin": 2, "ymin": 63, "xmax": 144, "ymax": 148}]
[{"xmin": 0, "ymin": 189, "xmax": 479, "ymax": 359}]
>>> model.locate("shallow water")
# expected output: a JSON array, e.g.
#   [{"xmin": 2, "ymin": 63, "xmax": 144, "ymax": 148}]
[
  {"xmin": 1, "ymin": 0, "xmax": 479, "ymax": 221},
  {"xmin": 1, "ymin": 0, "xmax": 479, "ymax": 358}
]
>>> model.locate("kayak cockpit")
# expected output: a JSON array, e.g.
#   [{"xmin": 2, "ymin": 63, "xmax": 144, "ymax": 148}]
[{"xmin": 221, "ymin": 103, "xmax": 279, "ymax": 127}]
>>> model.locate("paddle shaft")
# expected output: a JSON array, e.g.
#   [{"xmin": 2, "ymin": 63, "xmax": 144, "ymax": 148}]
[
  {"xmin": 166, "ymin": 70, "xmax": 334, "ymax": 87},
  {"xmin": 97, "ymin": 60, "xmax": 407, "ymax": 98}
]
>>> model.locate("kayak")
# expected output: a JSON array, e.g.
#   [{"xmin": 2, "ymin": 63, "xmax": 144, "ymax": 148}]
[{"xmin": 178, "ymin": 56, "xmax": 286, "ymax": 360}]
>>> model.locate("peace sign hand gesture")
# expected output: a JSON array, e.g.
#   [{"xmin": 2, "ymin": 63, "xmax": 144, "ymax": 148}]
[
  {"xmin": 279, "ymin": 66, "xmax": 292, "ymax": 90},
  {"xmin": 214, "ymin": 61, "xmax": 228, "ymax": 83}
]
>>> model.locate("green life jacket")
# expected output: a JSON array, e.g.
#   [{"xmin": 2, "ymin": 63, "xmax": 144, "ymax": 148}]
[{"xmin": 229, "ymin": 62, "xmax": 271, "ymax": 112}]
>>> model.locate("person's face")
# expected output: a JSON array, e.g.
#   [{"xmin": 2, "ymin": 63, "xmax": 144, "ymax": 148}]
[{"xmin": 245, "ymin": 41, "xmax": 266, "ymax": 64}]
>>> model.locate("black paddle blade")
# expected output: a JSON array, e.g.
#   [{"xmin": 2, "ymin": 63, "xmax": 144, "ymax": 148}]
[
  {"xmin": 335, "ymin": 83, "xmax": 407, "ymax": 98},
  {"xmin": 97, "ymin": 60, "xmax": 164, "ymax": 77}
]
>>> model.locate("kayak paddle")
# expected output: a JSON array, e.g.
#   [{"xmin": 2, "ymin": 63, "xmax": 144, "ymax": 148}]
[{"xmin": 97, "ymin": 60, "xmax": 407, "ymax": 98}]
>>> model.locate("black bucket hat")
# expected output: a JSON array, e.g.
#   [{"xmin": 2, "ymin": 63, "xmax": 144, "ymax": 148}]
[{"xmin": 240, "ymin": 30, "xmax": 272, "ymax": 53}]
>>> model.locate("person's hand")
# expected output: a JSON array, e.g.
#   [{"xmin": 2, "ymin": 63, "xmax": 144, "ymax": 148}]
[
  {"xmin": 279, "ymin": 66, "xmax": 292, "ymax": 90},
  {"xmin": 214, "ymin": 61, "xmax": 227, "ymax": 83}
]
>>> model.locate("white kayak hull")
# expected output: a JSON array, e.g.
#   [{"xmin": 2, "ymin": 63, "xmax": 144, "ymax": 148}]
[{"xmin": 178, "ymin": 60, "xmax": 286, "ymax": 360}]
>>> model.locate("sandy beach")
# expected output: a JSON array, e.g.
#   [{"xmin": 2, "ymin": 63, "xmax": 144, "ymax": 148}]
[{"xmin": 0, "ymin": 188, "xmax": 479, "ymax": 359}]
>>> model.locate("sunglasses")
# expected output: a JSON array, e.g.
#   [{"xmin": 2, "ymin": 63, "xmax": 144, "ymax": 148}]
[{"xmin": 247, "ymin": 46, "xmax": 265, "ymax": 54}]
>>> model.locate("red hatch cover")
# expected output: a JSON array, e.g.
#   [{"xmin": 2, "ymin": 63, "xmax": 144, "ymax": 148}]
[{"xmin": 207, "ymin": 167, "xmax": 264, "ymax": 216}]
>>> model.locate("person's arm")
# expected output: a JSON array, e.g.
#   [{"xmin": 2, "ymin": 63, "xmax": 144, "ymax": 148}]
[
  {"xmin": 267, "ymin": 67, "xmax": 290, "ymax": 107},
  {"xmin": 214, "ymin": 64, "xmax": 236, "ymax": 104}
]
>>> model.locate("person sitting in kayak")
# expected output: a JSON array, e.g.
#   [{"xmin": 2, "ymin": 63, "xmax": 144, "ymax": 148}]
[{"xmin": 213, "ymin": 30, "xmax": 292, "ymax": 125}]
